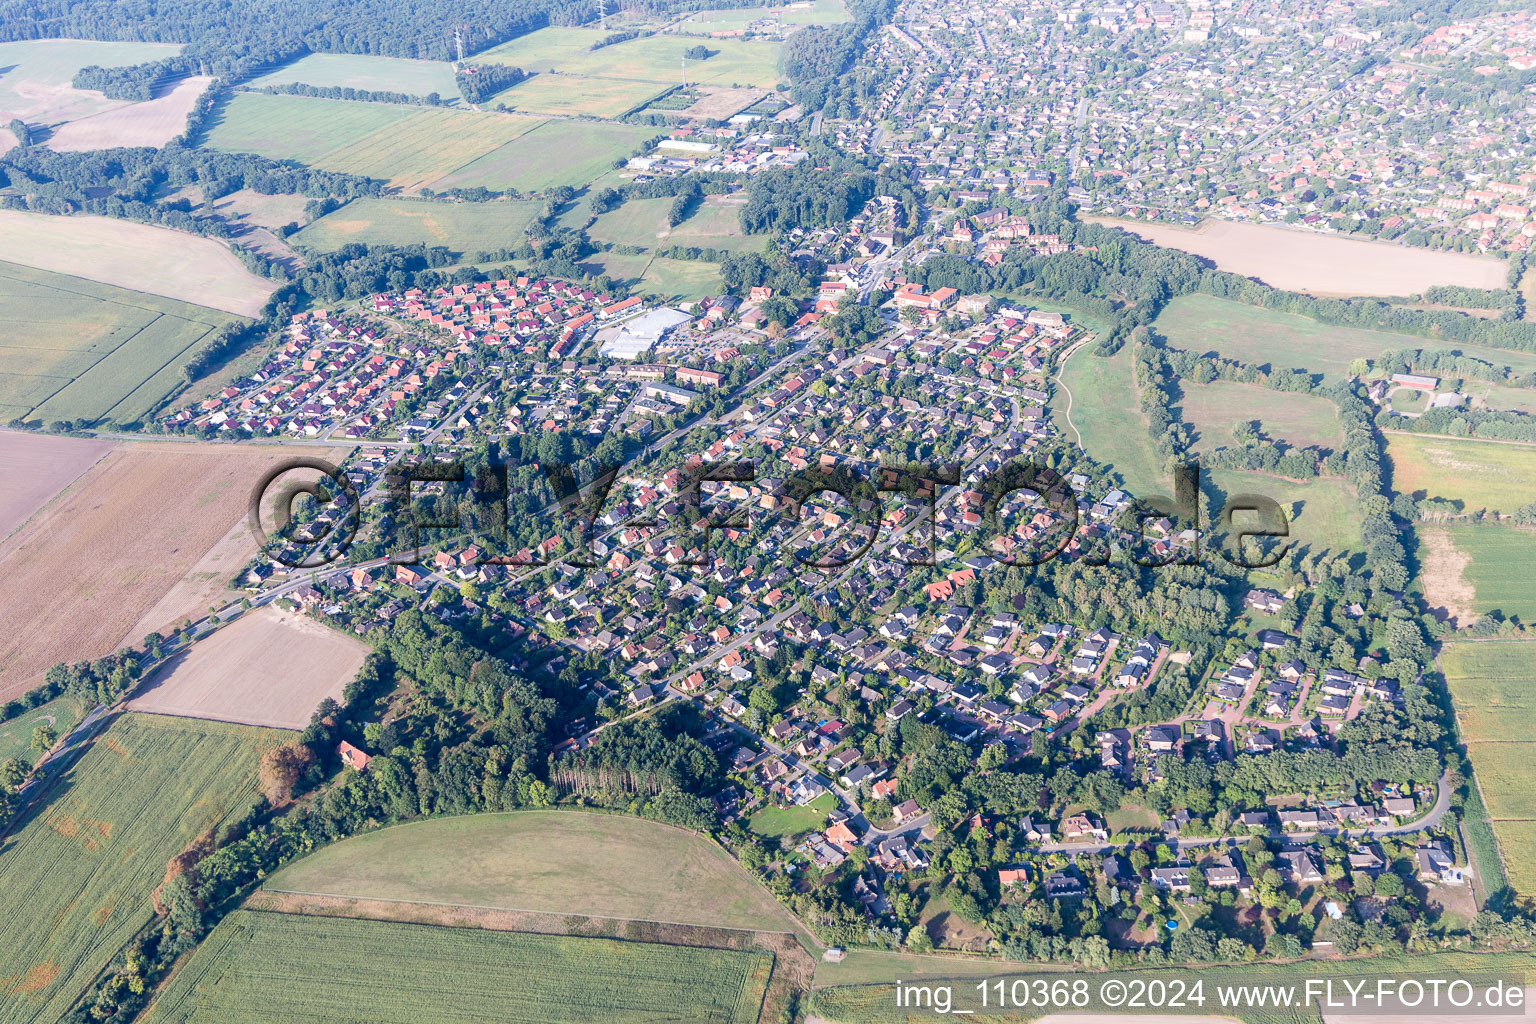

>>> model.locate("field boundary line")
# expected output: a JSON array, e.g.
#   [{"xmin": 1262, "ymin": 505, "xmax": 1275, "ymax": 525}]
[{"xmin": 260, "ymin": 887, "xmax": 800, "ymax": 936}]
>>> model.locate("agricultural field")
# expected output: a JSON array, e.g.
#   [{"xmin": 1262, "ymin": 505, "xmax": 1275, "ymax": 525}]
[
  {"xmin": 495, "ymin": 72, "xmax": 668, "ymax": 118},
  {"xmin": 556, "ymin": 37, "xmax": 785, "ymax": 89},
  {"xmin": 1416, "ymin": 525, "xmax": 1536, "ymax": 627},
  {"xmin": 0, "ymin": 694, "xmax": 85, "ymax": 766},
  {"xmin": 1204, "ymin": 469, "xmax": 1360, "ymax": 559},
  {"xmin": 678, "ymin": 0, "xmax": 849, "ymax": 32},
  {"xmin": 1465, "ymin": 380, "xmax": 1536, "ymax": 415},
  {"xmin": 150, "ymin": 910, "xmax": 771, "ymax": 1024},
  {"xmin": 0, "ymin": 430, "xmax": 113, "ymax": 539},
  {"xmin": 201, "ymin": 93, "xmax": 544, "ymax": 191},
  {"xmin": 1440, "ymin": 641, "xmax": 1536, "ymax": 898},
  {"xmin": 46, "ymin": 76, "xmax": 212, "ymax": 151},
  {"xmin": 246, "ymin": 54, "xmax": 459, "ymax": 100},
  {"xmin": 127, "ymin": 606, "xmax": 369, "ymax": 729},
  {"xmin": 577, "ymin": 250, "xmax": 654, "ymax": 291},
  {"xmin": 292, "ymin": 197, "xmax": 544, "ymax": 254},
  {"xmin": 475, "ymin": 27, "xmax": 612, "ymax": 74},
  {"xmin": 1153, "ymin": 293, "xmax": 1407, "ymax": 383},
  {"xmin": 0, "ymin": 442, "xmax": 295, "ymax": 701},
  {"xmin": 0, "ymin": 261, "xmax": 238, "ymax": 425},
  {"xmin": 0, "ymin": 212, "xmax": 272, "ymax": 317},
  {"xmin": 264, "ymin": 810, "xmax": 804, "ymax": 932},
  {"xmin": 0, "ymin": 714, "xmax": 279, "ymax": 1024},
  {"xmin": 0, "ymin": 39, "xmax": 183, "ymax": 126},
  {"xmin": 429, "ymin": 120, "xmax": 658, "ymax": 193},
  {"xmin": 1176, "ymin": 380, "xmax": 1341, "ymax": 453},
  {"xmin": 1384, "ymin": 433, "xmax": 1536, "ymax": 515}
]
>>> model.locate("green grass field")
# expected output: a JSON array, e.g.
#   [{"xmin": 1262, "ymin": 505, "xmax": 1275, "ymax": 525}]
[
  {"xmin": 150, "ymin": 911, "xmax": 771, "ymax": 1024},
  {"xmin": 676, "ymin": 0, "xmax": 848, "ymax": 32},
  {"xmin": 245, "ymin": 54, "xmax": 459, "ymax": 99},
  {"xmin": 1178, "ymin": 380, "xmax": 1341, "ymax": 453},
  {"xmin": 495, "ymin": 72, "xmax": 668, "ymax": 118},
  {"xmin": 1466, "ymin": 381, "xmax": 1536, "ymax": 415},
  {"xmin": 1204, "ymin": 468, "xmax": 1360, "ymax": 558},
  {"xmin": 475, "ymin": 27, "xmax": 613, "ymax": 73},
  {"xmin": 0, "ymin": 714, "xmax": 282, "ymax": 1024},
  {"xmin": 641, "ymin": 256, "xmax": 726, "ymax": 302},
  {"xmin": 292, "ymin": 198, "xmax": 544, "ymax": 253},
  {"xmin": 0, "ymin": 696, "xmax": 84, "ymax": 766},
  {"xmin": 1154, "ymin": 293, "xmax": 1409, "ymax": 383},
  {"xmin": 1053, "ymin": 342, "xmax": 1166, "ymax": 497},
  {"xmin": 430, "ymin": 120, "xmax": 658, "ymax": 193},
  {"xmin": 589, "ymin": 196, "xmax": 761, "ymax": 254},
  {"xmin": 1440, "ymin": 641, "xmax": 1536, "ymax": 899},
  {"xmin": 1419, "ymin": 525, "xmax": 1536, "ymax": 624},
  {"xmin": 201, "ymin": 93, "xmax": 544, "ymax": 190},
  {"xmin": 748, "ymin": 792, "xmax": 836, "ymax": 839},
  {"xmin": 1385, "ymin": 433, "xmax": 1536, "ymax": 515},
  {"xmin": 264, "ymin": 810, "xmax": 802, "ymax": 932},
  {"xmin": 557, "ymin": 36, "xmax": 784, "ymax": 89},
  {"xmin": 0, "ymin": 261, "xmax": 232, "ymax": 425}
]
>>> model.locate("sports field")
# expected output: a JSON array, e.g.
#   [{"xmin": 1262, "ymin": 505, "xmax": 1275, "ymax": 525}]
[
  {"xmin": 246, "ymin": 53, "xmax": 459, "ymax": 99},
  {"xmin": 496, "ymin": 72, "xmax": 668, "ymax": 118},
  {"xmin": 149, "ymin": 910, "xmax": 771, "ymax": 1024},
  {"xmin": 0, "ymin": 261, "xmax": 237, "ymax": 425},
  {"xmin": 201, "ymin": 93, "xmax": 544, "ymax": 191},
  {"xmin": 1416, "ymin": 525, "xmax": 1536, "ymax": 626},
  {"xmin": 1177, "ymin": 380, "xmax": 1341, "ymax": 453},
  {"xmin": 430, "ymin": 120, "xmax": 658, "ymax": 193},
  {"xmin": 0, "ymin": 713, "xmax": 281, "ymax": 1024},
  {"xmin": 0, "ymin": 694, "xmax": 85, "ymax": 765},
  {"xmin": 264, "ymin": 810, "xmax": 802, "ymax": 932},
  {"xmin": 1384, "ymin": 433, "xmax": 1536, "ymax": 515},
  {"xmin": 1153, "ymin": 293, "xmax": 1407, "ymax": 383},
  {"xmin": 292, "ymin": 198, "xmax": 544, "ymax": 253},
  {"xmin": 1441, "ymin": 641, "xmax": 1536, "ymax": 898}
]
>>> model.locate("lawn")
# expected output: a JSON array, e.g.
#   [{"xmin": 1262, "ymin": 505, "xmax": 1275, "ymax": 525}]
[
  {"xmin": 245, "ymin": 53, "xmax": 459, "ymax": 100},
  {"xmin": 0, "ymin": 713, "xmax": 282, "ymax": 1024},
  {"xmin": 264, "ymin": 810, "xmax": 802, "ymax": 932},
  {"xmin": 1440, "ymin": 640, "xmax": 1536, "ymax": 900},
  {"xmin": 1154, "ymin": 293, "xmax": 1410, "ymax": 384},
  {"xmin": 748, "ymin": 792, "xmax": 836, "ymax": 839},
  {"xmin": 0, "ymin": 695, "xmax": 85, "ymax": 766},
  {"xmin": 1177, "ymin": 380, "xmax": 1341, "ymax": 454},
  {"xmin": 494, "ymin": 72, "xmax": 668, "ymax": 118},
  {"xmin": 0, "ymin": 261, "xmax": 234, "ymax": 425},
  {"xmin": 292, "ymin": 198, "xmax": 545, "ymax": 254},
  {"xmin": 149, "ymin": 910, "xmax": 771, "ymax": 1024},
  {"xmin": 431, "ymin": 120, "xmax": 659, "ymax": 193},
  {"xmin": 1053, "ymin": 341, "xmax": 1166, "ymax": 498},
  {"xmin": 1384, "ymin": 432, "xmax": 1536, "ymax": 515},
  {"xmin": 1417, "ymin": 524, "xmax": 1536, "ymax": 625},
  {"xmin": 201, "ymin": 93, "xmax": 544, "ymax": 191}
]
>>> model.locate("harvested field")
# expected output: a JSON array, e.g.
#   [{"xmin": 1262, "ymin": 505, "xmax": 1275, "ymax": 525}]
[
  {"xmin": 46, "ymin": 76, "xmax": 211, "ymax": 151},
  {"xmin": 0, "ymin": 39, "xmax": 183, "ymax": 126},
  {"xmin": 677, "ymin": 85, "xmax": 766, "ymax": 119},
  {"xmin": 0, "ymin": 713, "xmax": 279, "ymax": 1024},
  {"xmin": 246, "ymin": 53, "xmax": 458, "ymax": 99},
  {"xmin": 1418, "ymin": 526, "xmax": 1478, "ymax": 626},
  {"xmin": 1087, "ymin": 216, "xmax": 1508, "ymax": 296},
  {"xmin": 265, "ymin": 810, "xmax": 805, "ymax": 933},
  {"xmin": 148, "ymin": 910, "xmax": 773, "ymax": 1024},
  {"xmin": 0, "ymin": 211, "xmax": 273, "ymax": 316},
  {"xmin": 0, "ymin": 443, "xmax": 299, "ymax": 701},
  {"xmin": 128, "ymin": 606, "xmax": 368, "ymax": 729},
  {"xmin": 206, "ymin": 189, "xmax": 311, "ymax": 230},
  {"xmin": 0, "ymin": 430, "xmax": 114, "ymax": 540},
  {"xmin": 429, "ymin": 119, "xmax": 659, "ymax": 193},
  {"xmin": 1384, "ymin": 433, "xmax": 1536, "ymax": 515}
]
